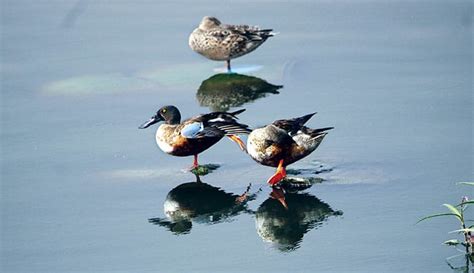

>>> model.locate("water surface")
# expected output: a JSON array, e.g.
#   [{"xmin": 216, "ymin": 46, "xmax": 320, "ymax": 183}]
[{"xmin": 1, "ymin": 1, "xmax": 472, "ymax": 272}]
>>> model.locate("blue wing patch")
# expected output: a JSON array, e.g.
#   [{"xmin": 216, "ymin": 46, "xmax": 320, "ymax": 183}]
[{"xmin": 181, "ymin": 122, "xmax": 204, "ymax": 138}]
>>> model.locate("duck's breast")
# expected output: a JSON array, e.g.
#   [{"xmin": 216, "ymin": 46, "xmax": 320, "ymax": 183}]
[
  {"xmin": 189, "ymin": 28, "xmax": 233, "ymax": 61},
  {"xmin": 156, "ymin": 124, "xmax": 177, "ymax": 154},
  {"xmin": 247, "ymin": 127, "xmax": 286, "ymax": 167},
  {"xmin": 156, "ymin": 124, "xmax": 221, "ymax": 156}
]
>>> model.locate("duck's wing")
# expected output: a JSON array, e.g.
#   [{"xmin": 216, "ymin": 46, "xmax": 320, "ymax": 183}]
[
  {"xmin": 206, "ymin": 25, "xmax": 273, "ymax": 42},
  {"xmin": 272, "ymin": 113, "xmax": 317, "ymax": 135},
  {"xmin": 263, "ymin": 124, "xmax": 296, "ymax": 146},
  {"xmin": 222, "ymin": 24, "xmax": 274, "ymax": 42},
  {"xmin": 181, "ymin": 109, "xmax": 251, "ymax": 139},
  {"xmin": 204, "ymin": 25, "xmax": 274, "ymax": 56}
]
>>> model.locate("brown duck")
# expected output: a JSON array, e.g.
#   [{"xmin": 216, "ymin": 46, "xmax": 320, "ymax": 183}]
[
  {"xmin": 139, "ymin": 105, "xmax": 250, "ymax": 169},
  {"xmin": 189, "ymin": 16, "xmax": 275, "ymax": 72},
  {"xmin": 246, "ymin": 113, "xmax": 333, "ymax": 185}
]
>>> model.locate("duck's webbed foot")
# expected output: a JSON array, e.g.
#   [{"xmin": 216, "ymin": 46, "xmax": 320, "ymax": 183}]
[
  {"xmin": 267, "ymin": 159, "xmax": 287, "ymax": 186},
  {"xmin": 227, "ymin": 134, "xmax": 246, "ymax": 151}
]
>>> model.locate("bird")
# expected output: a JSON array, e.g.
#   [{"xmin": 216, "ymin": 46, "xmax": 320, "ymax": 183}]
[
  {"xmin": 189, "ymin": 16, "xmax": 275, "ymax": 72},
  {"xmin": 139, "ymin": 105, "xmax": 250, "ymax": 169},
  {"xmin": 246, "ymin": 113, "xmax": 333, "ymax": 186}
]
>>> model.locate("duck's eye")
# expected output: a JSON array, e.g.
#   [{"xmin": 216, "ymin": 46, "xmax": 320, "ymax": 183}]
[{"xmin": 162, "ymin": 109, "xmax": 167, "ymax": 114}]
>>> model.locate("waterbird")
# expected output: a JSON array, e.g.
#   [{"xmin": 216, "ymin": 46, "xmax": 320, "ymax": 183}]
[
  {"xmin": 246, "ymin": 113, "xmax": 333, "ymax": 186},
  {"xmin": 139, "ymin": 105, "xmax": 250, "ymax": 169},
  {"xmin": 189, "ymin": 16, "xmax": 275, "ymax": 72}
]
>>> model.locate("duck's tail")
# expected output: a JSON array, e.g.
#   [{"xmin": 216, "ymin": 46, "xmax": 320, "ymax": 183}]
[
  {"xmin": 259, "ymin": 29, "xmax": 277, "ymax": 37},
  {"xmin": 305, "ymin": 126, "xmax": 334, "ymax": 138},
  {"xmin": 229, "ymin": 108, "xmax": 246, "ymax": 117},
  {"xmin": 202, "ymin": 109, "xmax": 251, "ymax": 135},
  {"xmin": 272, "ymin": 112, "xmax": 317, "ymax": 135}
]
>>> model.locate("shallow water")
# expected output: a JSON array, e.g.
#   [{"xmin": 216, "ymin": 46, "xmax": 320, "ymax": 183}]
[{"xmin": 1, "ymin": 1, "xmax": 472, "ymax": 272}]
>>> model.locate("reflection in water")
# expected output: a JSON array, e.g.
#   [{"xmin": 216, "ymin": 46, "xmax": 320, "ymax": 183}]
[
  {"xmin": 256, "ymin": 191, "xmax": 342, "ymax": 252},
  {"xmin": 196, "ymin": 73, "xmax": 283, "ymax": 112},
  {"xmin": 149, "ymin": 175, "xmax": 255, "ymax": 234}
]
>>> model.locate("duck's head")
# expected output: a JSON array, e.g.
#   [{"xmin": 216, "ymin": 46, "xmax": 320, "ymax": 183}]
[
  {"xmin": 199, "ymin": 16, "xmax": 221, "ymax": 30},
  {"xmin": 138, "ymin": 105, "xmax": 181, "ymax": 129}
]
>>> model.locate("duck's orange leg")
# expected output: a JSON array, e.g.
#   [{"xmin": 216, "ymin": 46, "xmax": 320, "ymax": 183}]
[
  {"xmin": 267, "ymin": 159, "xmax": 286, "ymax": 186},
  {"xmin": 235, "ymin": 183, "xmax": 251, "ymax": 204},
  {"xmin": 227, "ymin": 134, "xmax": 246, "ymax": 151},
  {"xmin": 191, "ymin": 154, "xmax": 199, "ymax": 169}
]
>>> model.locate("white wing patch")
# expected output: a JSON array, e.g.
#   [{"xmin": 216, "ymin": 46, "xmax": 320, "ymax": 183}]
[
  {"xmin": 181, "ymin": 122, "xmax": 204, "ymax": 138},
  {"xmin": 208, "ymin": 117, "xmax": 226, "ymax": 122}
]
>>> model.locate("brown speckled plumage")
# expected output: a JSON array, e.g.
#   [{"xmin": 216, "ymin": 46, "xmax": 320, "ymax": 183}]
[
  {"xmin": 247, "ymin": 113, "xmax": 333, "ymax": 167},
  {"xmin": 189, "ymin": 16, "xmax": 274, "ymax": 69}
]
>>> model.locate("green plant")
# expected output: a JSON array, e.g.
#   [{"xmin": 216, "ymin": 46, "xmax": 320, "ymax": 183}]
[{"xmin": 417, "ymin": 182, "xmax": 473, "ymax": 271}]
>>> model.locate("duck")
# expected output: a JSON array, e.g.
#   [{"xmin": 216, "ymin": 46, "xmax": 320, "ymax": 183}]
[
  {"xmin": 189, "ymin": 16, "xmax": 275, "ymax": 72},
  {"xmin": 246, "ymin": 113, "xmax": 333, "ymax": 185},
  {"xmin": 139, "ymin": 105, "xmax": 250, "ymax": 169}
]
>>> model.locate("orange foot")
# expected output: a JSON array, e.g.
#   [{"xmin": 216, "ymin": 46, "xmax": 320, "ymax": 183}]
[
  {"xmin": 227, "ymin": 134, "xmax": 246, "ymax": 151},
  {"xmin": 270, "ymin": 187, "xmax": 288, "ymax": 209},
  {"xmin": 267, "ymin": 159, "xmax": 286, "ymax": 186}
]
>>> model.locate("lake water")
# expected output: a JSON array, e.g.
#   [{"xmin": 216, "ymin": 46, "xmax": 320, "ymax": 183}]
[{"xmin": 1, "ymin": 1, "xmax": 472, "ymax": 272}]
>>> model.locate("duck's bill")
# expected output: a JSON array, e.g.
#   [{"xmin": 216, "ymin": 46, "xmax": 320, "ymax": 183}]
[{"xmin": 138, "ymin": 115, "xmax": 162, "ymax": 129}]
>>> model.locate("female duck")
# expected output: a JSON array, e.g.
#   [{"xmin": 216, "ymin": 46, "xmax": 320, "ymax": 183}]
[
  {"xmin": 139, "ymin": 105, "xmax": 250, "ymax": 169},
  {"xmin": 247, "ymin": 113, "xmax": 333, "ymax": 185},
  {"xmin": 189, "ymin": 16, "xmax": 275, "ymax": 72}
]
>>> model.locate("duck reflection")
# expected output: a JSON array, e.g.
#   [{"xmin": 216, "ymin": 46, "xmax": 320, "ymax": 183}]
[
  {"xmin": 256, "ymin": 189, "xmax": 342, "ymax": 252},
  {"xmin": 196, "ymin": 73, "xmax": 283, "ymax": 112},
  {"xmin": 149, "ymin": 175, "xmax": 255, "ymax": 234}
]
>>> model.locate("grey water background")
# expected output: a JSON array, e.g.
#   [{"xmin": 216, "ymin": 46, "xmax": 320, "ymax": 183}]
[{"xmin": 1, "ymin": 0, "xmax": 472, "ymax": 272}]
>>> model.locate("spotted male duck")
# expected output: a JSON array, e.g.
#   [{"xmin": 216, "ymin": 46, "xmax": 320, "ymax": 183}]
[
  {"xmin": 246, "ymin": 113, "xmax": 333, "ymax": 185},
  {"xmin": 139, "ymin": 105, "xmax": 250, "ymax": 168},
  {"xmin": 189, "ymin": 16, "xmax": 275, "ymax": 72}
]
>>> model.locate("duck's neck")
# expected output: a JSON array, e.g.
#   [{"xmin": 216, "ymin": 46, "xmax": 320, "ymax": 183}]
[{"xmin": 165, "ymin": 115, "xmax": 181, "ymax": 125}]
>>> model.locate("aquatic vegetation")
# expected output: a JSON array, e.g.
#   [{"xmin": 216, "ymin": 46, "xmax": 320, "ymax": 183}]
[
  {"xmin": 42, "ymin": 73, "xmax": 157, "ymax": 96},
  {"xmin": 418, "ymin": 182, "xmax": 474, "ymax": 271},
  {"xmin": 279, "ymin": 176, "xmax": 323, "ymax": 193},
  {"xmin": 190, "ymin": 164, "xmax": 220, "ymax": 176}
]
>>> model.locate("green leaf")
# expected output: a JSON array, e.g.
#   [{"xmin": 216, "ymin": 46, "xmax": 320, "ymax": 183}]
[
  {"xmin": 448, "ymin": 228, "xmax": 474, "ymax": 234},
  {"xmin": 444, "ymin": 239, "xmax": 460, "ymax": 246},
  {"xmin": 456, "ymin": 200, "xmax": 474, "ymax": 207},
  {"xmin": 457, "ymin": 182, "xmax": 474, "ymax": 186},
  {"xmin": 416, "ymin": 213, "xmax": 459, "ymax": 224},
  {"xmin": 443, "ymin": 204, "xmax": 462, "ymax": 220}
]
